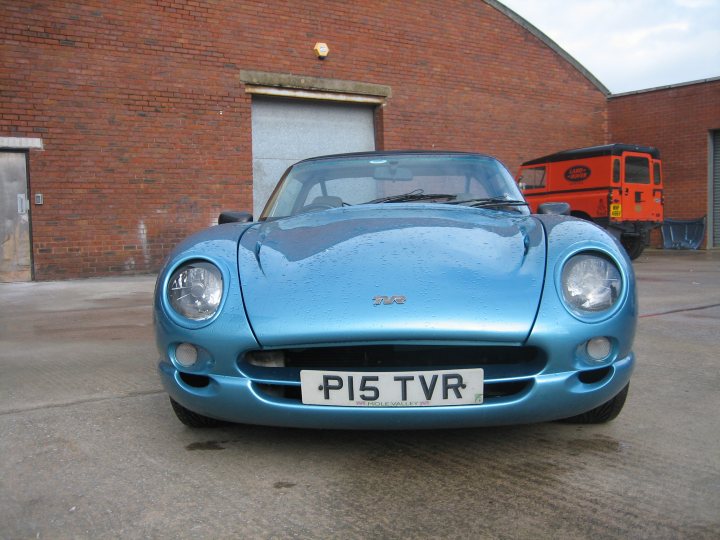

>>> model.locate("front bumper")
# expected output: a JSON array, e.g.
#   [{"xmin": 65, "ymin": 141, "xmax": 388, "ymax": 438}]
[{"xmin": 159, "ymin": 353, "xmax": 634, "ymax": 429}]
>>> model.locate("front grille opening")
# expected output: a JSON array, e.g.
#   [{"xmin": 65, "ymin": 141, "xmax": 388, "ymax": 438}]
[
  {"xmin": 244, "ymin": 345, "xmax": 544, "ymax": 370},
  {"xmin": 179, "ymin": 372, "xmax": 211, "ymax": 388},
  {"xmin": 256, "ymin": 384, "xmax": 302, "ymax": 401},
  {"xmin": 578, "ymin": 366, "xmax": 612, "ymax": 384},
  {"xmin": 254, "ymin": 380, "xmax": 529, "ymax": 404},
  {"xmin": 484, "ymin": 380, "xmax": 530, "ymax": 398},
  {"xmin": 288, "ymin": 345, "xmax": 540, "ymax": 368}
]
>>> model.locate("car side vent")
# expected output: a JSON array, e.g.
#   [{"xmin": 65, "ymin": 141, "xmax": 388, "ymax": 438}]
[{"xmin": 179, "ymin": 372, "xmax": 211, "ymax": 388}]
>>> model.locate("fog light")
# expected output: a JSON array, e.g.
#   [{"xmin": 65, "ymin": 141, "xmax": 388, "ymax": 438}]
[
  {"xmin": 175, "ymin": 343, "xmax": 198, "ymax": 367},
  {"xmin": 247, "ymin": 350, "xmax": 286, "ymax": 367},
  {"xmin": 586, "ymin": 337, "xmax": 611, "ymax": 362}
]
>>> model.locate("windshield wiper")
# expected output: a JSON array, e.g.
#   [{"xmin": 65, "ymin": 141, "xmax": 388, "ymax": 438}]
[
  {"xmin": 365, "ymin": 190, "xmax": 457, "ymax": 204},
  {"xmin": 449, "ymin": 197, "xmax": 529, "ymax": 209}
]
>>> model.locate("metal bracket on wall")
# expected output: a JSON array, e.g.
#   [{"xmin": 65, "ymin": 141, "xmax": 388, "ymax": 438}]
[{"xmin": 17, "ymin": 194, "xmax": 28, "ymax": 215}]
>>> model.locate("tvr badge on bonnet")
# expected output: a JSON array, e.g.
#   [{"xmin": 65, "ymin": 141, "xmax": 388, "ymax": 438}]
[{"xmin": 373, "ymin": 295, "xmax": 406, "ymax": 305}]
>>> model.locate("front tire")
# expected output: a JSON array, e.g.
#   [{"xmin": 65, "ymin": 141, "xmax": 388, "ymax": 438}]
[
  {"xmin": 169, "ymin": 397, "xmax": 223, "ymax": 428},
  {"xmin": 562, "ymin": 384, "xmax": 629, "ymax": 424}
]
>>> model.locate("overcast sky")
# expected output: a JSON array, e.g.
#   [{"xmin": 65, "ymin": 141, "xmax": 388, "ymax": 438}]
[{"xmin": 500, "ymin": 0, "xmax": 720, "ymax": 94}]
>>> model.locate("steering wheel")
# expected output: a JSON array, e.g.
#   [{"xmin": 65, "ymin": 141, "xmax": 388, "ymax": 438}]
[{"xmin": 299, "ymin": 203, "xmax": 336, "ymax": 213}]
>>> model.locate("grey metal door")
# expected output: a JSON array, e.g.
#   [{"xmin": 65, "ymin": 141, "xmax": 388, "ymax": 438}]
[
  {"xmin": 713, "ymin": 130, "xmax": 720, "ymax": 248},
  {"xmin": 251, "ymin": 97, "xmax": 376, "ymax": 217},
  {"xmin": 0, "ymin": 152, "xmax": 31, "ymax": 282}
]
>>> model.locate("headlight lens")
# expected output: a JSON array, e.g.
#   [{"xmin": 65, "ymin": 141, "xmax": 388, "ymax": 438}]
[
  {"xmin": 167, "ymin": 261, "xmax": 223, "ymax": 320},
  {"xmin": 561, "ymin": 253, "xmax": 622, "ymax": 313}
]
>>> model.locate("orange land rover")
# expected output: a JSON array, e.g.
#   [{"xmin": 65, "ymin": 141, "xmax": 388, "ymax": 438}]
[{"xmin": 517, "ymin": 144, "xmax": 664, "ymax": 259}]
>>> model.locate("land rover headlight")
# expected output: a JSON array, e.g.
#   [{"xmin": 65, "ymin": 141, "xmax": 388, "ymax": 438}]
[
  {"xmin": 561, "ymin": 253, "xmax": 622, "ymax": 313},
  {"xmin": 167, "ymin": 261, "xmax": 223, "ymax": 321}
]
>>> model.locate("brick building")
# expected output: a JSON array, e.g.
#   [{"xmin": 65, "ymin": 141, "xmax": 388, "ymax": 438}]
[
  {"xmin": 0, "ymin": 1, "xmax": 716, "ymax": 281},
  {"xmin": 608, "ymin": 78, "xmax": 720, "ymax": 248}
]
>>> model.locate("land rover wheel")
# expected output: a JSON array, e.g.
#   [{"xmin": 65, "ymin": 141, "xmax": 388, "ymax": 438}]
[{"xmin": 621, "ymin": 235, "xmax": 645, "ymax": 260}]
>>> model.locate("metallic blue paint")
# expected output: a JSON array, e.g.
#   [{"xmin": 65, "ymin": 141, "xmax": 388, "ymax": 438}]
[
  {"xmin": 239, "ymin": 205, "xmax": 545, "ymax": 346},
  {"xmin": 154, "ymin": 156, "xmax": 637, "ymax": 429},
  {"xmin": 157, "ymin": 355, "xmax": 634, "ymax": 429}
]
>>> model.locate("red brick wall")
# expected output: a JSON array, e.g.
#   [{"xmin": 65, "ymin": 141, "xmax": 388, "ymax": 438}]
[
  {"xmin": 1, "ymin": 1, "xmax": 607, "ymax": 279},
  {"xmin": 608, "ymin": 79, "xmax": 720, "ymax": 248}
]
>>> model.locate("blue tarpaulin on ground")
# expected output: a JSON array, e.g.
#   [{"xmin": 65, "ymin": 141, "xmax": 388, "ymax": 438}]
[{"xmin": 661, "ymin": 217, "xmax": 706, "ymax": 250}]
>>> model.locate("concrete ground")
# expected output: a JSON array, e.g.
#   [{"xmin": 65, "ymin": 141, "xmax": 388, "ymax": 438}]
[{"xmin": 1, "ymin": 250, "xmax": 719, "ymax": 539}]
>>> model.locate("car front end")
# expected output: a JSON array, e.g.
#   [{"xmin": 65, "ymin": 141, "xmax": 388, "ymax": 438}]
[{"xmin": 155, "ymin": 152, "xmax": 636, "ymax": 429}]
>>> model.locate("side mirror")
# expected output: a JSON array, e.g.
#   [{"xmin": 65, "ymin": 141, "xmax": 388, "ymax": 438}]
[
  {"xmin": 538, "ymin": 202, "xmax": 570, "ymax": 216},
  {"xmin": 218, "ymin": 211, "xmax": 253, "ymax": 224}
]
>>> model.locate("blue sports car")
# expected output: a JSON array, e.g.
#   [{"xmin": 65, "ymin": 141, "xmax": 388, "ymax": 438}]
[{"xmin": 155, "ymin": 151, "xmax": 636, "ymax": 429}]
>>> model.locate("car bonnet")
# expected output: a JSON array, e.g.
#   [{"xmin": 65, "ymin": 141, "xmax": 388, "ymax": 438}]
[{"xmin": 237, "ymin": 205, "xmax": 546, "ymax": 347}]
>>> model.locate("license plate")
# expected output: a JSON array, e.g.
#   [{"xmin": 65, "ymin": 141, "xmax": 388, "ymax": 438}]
[
  {"xmin": 610, "ymin": 203, "xmax": 622, "ymax": 218},
  {"xmin": 300, "ymin": 368, "xmax": 484, "ymax": 407}
]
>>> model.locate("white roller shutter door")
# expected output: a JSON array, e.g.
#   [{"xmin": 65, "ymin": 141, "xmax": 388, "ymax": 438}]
[{"xmin": 251, "ymin": 97, "xmax": 376, "ymax": 217}]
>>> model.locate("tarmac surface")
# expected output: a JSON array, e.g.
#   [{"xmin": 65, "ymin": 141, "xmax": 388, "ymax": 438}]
[{"xmin": 1, "ymin": 250, "xmax": 719, "ymax": 539}]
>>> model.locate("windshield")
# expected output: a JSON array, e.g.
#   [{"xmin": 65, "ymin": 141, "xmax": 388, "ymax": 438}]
[{"xmin": 260, "ymin": 153, "xmax": 528, "ymax": 220}]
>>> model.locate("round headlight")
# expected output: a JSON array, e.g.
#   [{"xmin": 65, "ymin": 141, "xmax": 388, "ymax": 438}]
[
  {"xmin": 167, "ymin": 261, "xmax": 223, "ymax": 321},
  {"xmin": 561, "ymin": 253, "xmax": 622, "ymax": 313}
]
